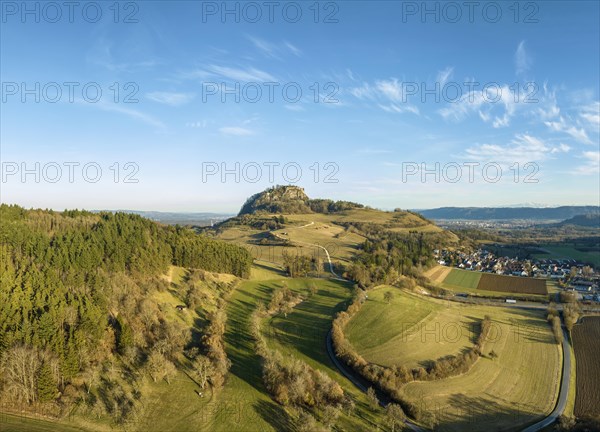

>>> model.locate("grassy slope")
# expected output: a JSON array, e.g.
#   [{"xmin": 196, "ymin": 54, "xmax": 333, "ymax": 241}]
[
  {"xmin": 216, "ymin": 208, "xmax": 455, "ymax": 269},
  {"xmin": 263, "ymin": 278, "xmax": 387, "ymax": 431},
  {"xmin": 343, "ymin": 287, "xmax": 561, "ymax": 431},
  {"xmin": 0, "ymin": 414, "xmax": 91, "ymax": 432},
  {"xmin": 345, "ymin": 288, "xmax": 476, "ymax": 369},
  {"xmin": 208, "ymin": 274, "xmax": 388, "ymax": 431}
]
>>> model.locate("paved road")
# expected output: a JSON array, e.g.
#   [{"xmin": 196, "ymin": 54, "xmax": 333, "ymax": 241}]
[{"xmin": 522, "ymin": 328, "xmax": 572, "ymax": 432}]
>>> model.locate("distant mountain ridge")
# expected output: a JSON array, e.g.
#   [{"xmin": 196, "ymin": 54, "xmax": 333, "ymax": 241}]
[
  {"xmin": 418, "ymin": 206, "xmax": 600, "ymax": 221},
  {"xmin": 93, "ymin": 210, "xmax": 233, "ymax": 225}
]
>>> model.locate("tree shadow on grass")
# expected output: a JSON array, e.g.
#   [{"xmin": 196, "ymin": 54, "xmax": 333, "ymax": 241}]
[
  {"xmin": 425, "ymin": 393, "xmax": 538, "ymax": 432},
  {"xmin": 253, "ymin": 399, "xmax": 295, "ymax": 432}
]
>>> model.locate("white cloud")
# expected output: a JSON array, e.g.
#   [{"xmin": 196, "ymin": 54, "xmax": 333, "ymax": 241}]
[
  {"xmin": 87, "ymin": 101, "xmax": 165, "ymax": 129},
  {"xmin": 580, "ymin": 102, "xmax": 600, "ymax": 129},
  {"xmin": 436, "ymin": 67, "xmax": 454, "ymax": 86},
  {"xmin": 576, "ymin": 151, "xmax": 600, "ymax": 175},
  {"xmin": 438, "ymin": 90, "xmax": 486, "ymax": 121},
  {"xmin": 209, "ymin": 65, "xmax": 275, "ymax": 82},
  {"xmin": 186, "ymin": 65, "xmax": 275, "ymax": 82},
  {"xmin": 376, "ymin": 79, "xmax": 403, "ymax": 101},
  {"xmin": 219, "ymin": 126, "xmax": 255, "ymax": 136},
  {"xmin": 379, "ymin": 104, "xmax": 419, "ymax": 115},
  {"xmin": 515, "ymin": 41, "xmax": 532, "ymax": 76},
  {"xmin": 284, "ymin": 41, "xmax": 302, "ymax": 57},
  {"xmin": 544, "ymin": 116, "xmax": 592, "ymax": 144},
  {"xmin": 285, "ymin": 104, "xmax": 305, "ymax": 112},
  {"xmin": 247, "ymin": 36, "xmax": 302, "ymax": 58},
  {"xmin": 349, "ymin": 78, "xmax": 419, "ymax": 115},
  {"xmin": 464, "ymin": 134, "xmax": 569, "ymax": 165},
  {"xmin": 439, "ymin": 85, "xmax": 522, "ymax": 127},
  {"xmin": 146, "ymin": 91, "xmax": 195, "ymax": 106}
]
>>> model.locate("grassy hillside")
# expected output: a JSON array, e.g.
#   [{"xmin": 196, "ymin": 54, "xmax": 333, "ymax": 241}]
[
  {"xmin": 344, "ymin": 287, "xmax": 561, "ymax": 431},
  {"xmin": 345, "ymin": 288, "xmax": 477, "ymax": 369},
  {"xmin": 196, "ymin": 275, "xmax": 388, "ymax": 431},
  {"xmin": 215, "ymin": 207, "xmax": 454, "ymax": 270}
]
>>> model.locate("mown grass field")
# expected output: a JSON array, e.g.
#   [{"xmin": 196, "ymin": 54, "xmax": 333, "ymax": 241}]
[
  {"xmin": 345, "ymin": 288, "xmax": 479, "ymax": 369},
  {"xmin": 441, "ymin": 268, "xmax": 481, "ymax": 291},
  {"xmin": 344, "ymin": 287, "xmax": 561, "ymax": 431},
  {"xmin": 0, "ymin": 414, "xmax": 92, "ymax": 432}
]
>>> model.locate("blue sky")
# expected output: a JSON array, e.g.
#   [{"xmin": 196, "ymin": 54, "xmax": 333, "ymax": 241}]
[{"xmin": 1, "ymin": 1, "xmax": 599, "ymax": 212}]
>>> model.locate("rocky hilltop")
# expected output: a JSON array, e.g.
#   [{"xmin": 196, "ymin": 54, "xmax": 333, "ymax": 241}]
[
  {"xmin": 238, "ymin": 185, "xmax": 311, "ymax": 215},
  {"xmin": 237, "ymin": 185, "xmax": 363, "ymax": 216}
]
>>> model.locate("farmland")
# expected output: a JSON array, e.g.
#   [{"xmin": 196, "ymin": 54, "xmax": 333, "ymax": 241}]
[
  {"xmin": 477, "ymin": 273, "xmax": 548, "ymax": 295},
  {"xmin": 344, "ymin": 287, "xmax": 562, "ymax": 431},
  {"xmin": 532, "ymin": 243, "xmax": 600, "ymax": 268},
  {"xmin": 572, "ymin": 316, "xmax": 600, "ymax": 418},
  {"xmin": 441, "ymin": 268, "xmax": 481, "ymax": 291},
  {"xmin": 430, "ymin": 267, "xmax": 549, "ymax": 297}
]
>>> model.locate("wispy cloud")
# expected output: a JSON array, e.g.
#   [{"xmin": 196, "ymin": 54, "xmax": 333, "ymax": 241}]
[
  {"xmin": 436, "ymin": 67, "xmax": 454, "ymax": 86},
  {"xmin": 247, "ymin": 36, "xmax": 302, "ymax": 58},
  {"xmin": 576, "ymin": 151, "xmax": 600, "ymax": 175},
  {"xmin": 544, "ymin": 116, "xmax": 592, "ymax": 144},
  {"xmin": 92, "ymin": 102, "xmax": 166, "ymax": 130},
  {"xmin": 580, "ymin": 102, "xmax": 600, "ymax": 129},
  {"xmin": 285, "ymin": 104, "xmax": 305, "ymax": 112},
  {"xmin": 515, "ymin": 41, "xmax": 532, "ymax": 76},
  {"xmin": 219, "ymin": 126, "xmax": 255, "ymax": 136},
  {"xmin": 439, "ymin": 85, "xmax": 521, "ymax": 128},
  {"xmin": 464, "ymin": 134, "xmax": 569, "ymax": 164},
  {"xmin": 87, "ymin": 39, "xmax": 157, "ymax": 73},
  {"xmin": 181, "ymin": 64, "xmax": 276, "ymax": 82},
  {"xmin": 379, "ymin": 104, "xmax": 419, "ymax": 115},
  {"xmin": 146, "ymin": 91, "xmax": 195, "ymax": 106},
  {"xmin": 206, "ymin": 65, "xmax": 275, "ymax": 82},
  {"xmin": 350, "ymin": 79, "xmax": 419, "ymax": 115}
]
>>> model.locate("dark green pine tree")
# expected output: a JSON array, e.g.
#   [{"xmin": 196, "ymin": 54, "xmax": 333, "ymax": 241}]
[
  {"xmin": 37, "ymin": 361, "xmax": 57, "ymax": 402},
  {"xmin": 60, "ymin": 336, "xmax": 79, "ymax": 381},
  {"xmin": 116, "ymin": 317, "xmax": 134, "ymax": 355}
]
